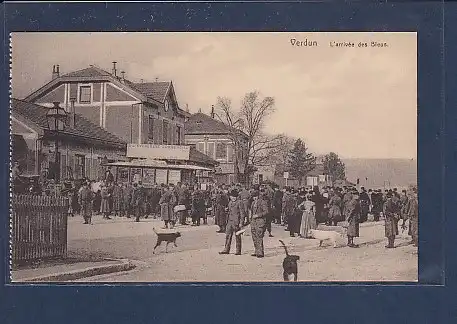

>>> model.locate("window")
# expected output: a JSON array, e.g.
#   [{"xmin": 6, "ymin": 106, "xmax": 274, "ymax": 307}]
[
  {"xmin": 207, "ymin": 142, "xmax": 215, "ymax": 159},
  {"xmin": 227, "ymin": 144, "xmax": 234, "ymax": 163},
  {"xmin": 176, "ymin": 126, "xmax": 182, "ymax": 145},
  {"xmin": 162, "ymin": 121, "xmax": 169, "ymax": 144},
  {"xmin": 148, "ymin": 116, "xmax": 154, "ymax": 140},
  {"xmin": 196, "ymin": 142, "xmax": 205, "ymax": 153},
  {"xmin": 216, "ymin": 142, "xmax": 227, "ymax": 160},
  {"xmin": 75, "ymin": 154, "xmax": 85, "ymax": 179},
  {"xmin": 79, "ymin": 85, "xmax": 91, "ymax": 104}
]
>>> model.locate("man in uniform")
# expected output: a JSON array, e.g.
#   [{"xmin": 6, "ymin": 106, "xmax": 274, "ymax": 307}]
[
  {"xmin": 239, "ymin": 185, "xmax": 252, "ymax": 226},
  {"xmin": 219, "ymin": 189, "xmax": 245, "ymax": 255},
  {"xmin": 215, "ymin": 185, "xmax": 229, "ymax": 233},
  {"xmin": 359, "ymin": 187, "xmax": 370, "ymax": 223},
  {"xmin": 345, "ymin": 190, "xmax": 361, "ymax": 248},
  {"xmin": 250, "ymin": 189, "xmax": 269, "ymax": 258},
  {"xmin": 407, "ymin": 187, "xmax": 418, "ymax": 247},
  {"xmin": 383, "ymin": 191, "xmax": 399, "ymax": 248},
  {"xmin": 78, "ymin": 181, "xmax": 93, "ymax": 224},
  {"xmin": 262, "ymin": 185, "xmax": 274, "ymax": 237},
  {"xmin": 273, "ymin": 186, "xmax": 283, "ymax": 225},
  {"xmin": 131, "ymin": 182, "xmax": 145, "ymax": 222}
]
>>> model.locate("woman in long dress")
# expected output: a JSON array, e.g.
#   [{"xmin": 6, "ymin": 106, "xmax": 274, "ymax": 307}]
[{"xmin": 299, "ymin": 194, "xmax": 317, "ymax": 238}]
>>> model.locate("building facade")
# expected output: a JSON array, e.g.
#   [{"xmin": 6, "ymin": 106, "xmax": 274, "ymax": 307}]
[
  {"xmin": 12, "ymin": 99, "xmax": 126, "ymax": 181},
  {"xmin": 25, "ymin": 63, "xmax": 190, "ymax": 146},
  {"xmin": 184, "ymin": 112, "xmax": 249, "ymax": 185}
]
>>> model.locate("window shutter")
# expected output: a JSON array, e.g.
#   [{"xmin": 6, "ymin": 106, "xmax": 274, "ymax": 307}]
[{"xmin": 85, "ymin": 157, "xmax": 91, "ymax": 179}]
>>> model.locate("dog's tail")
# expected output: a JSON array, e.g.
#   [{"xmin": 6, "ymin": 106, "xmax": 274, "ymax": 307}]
[{"xmin": 279, "ymin": 240, "xmax": 289, "ymax": 256}]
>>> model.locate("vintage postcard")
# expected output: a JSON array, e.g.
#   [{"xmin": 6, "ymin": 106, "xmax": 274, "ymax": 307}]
[{"xmin": 9, "ymin": 32, "xmax": 417, "ymax": 283}]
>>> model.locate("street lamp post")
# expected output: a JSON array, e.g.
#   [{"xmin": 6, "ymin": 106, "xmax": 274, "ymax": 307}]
[{"xmin": 46, "ymin": 102, "xmax": 67, "ymax": 183}]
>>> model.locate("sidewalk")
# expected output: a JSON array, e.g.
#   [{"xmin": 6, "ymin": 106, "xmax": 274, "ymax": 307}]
[{"xmin": 11, "ymin": 258, "xmax": 135, "ymax": 283}]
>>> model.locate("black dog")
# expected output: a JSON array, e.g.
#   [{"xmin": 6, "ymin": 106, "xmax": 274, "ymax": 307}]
[
  {"xmin": 153, "ymin": 228, "xmax": 181, "ymax": 254},
  {"xmin": 279, "ymin": 240, "xmax": 300, "ymax": 282}
]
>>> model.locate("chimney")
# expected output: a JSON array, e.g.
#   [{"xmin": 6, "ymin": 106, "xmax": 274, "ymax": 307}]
[
  {"xmin": 210, "ymin": 105, "xmax": 215, "ymax": 118},
  {"xmin": 51, "ymin": 65, "xmax": 60, "ymax": 80},
  {"xmin": 155, "ymin": 77, "xmax": 159, "ymax": 82},
  {"xmin": 121, "ymin": 71, "xmax": 126, "ymax": 82},
  {"xmin": 112, "ymin": 61, "xmax": 117, "ymax": 77},
  {"xmin": 69, "ymin": 97, "xmax": 76, "ymax": 128}
]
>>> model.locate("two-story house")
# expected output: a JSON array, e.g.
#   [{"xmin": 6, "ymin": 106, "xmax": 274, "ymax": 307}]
[
  {"xmin": 25, "ymin": 63, "xmax": 189, "ymax": 146},
  {"xmin": 184, "ymin": 112, "xmax": 249, "ymax": 185}
]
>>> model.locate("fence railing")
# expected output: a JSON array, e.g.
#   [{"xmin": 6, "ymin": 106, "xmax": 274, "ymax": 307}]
[{"xmin": 11, "ymin": 194, "xmax": 69, "ymax": 264}]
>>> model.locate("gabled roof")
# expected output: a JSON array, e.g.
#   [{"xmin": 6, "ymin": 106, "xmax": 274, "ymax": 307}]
[
  {"xmin": 12, "ymin": 98, "xmax": 126, "ymax": 148},
  {"xmin": 185, "ymin": 112, "xmax": 248, "ymax": 139},
  {"xmin": 131, "ymin": 82, "xmax": 171, "ymax": 103},
  {"xmin": 25, "ymin": 65, "xmax": 188, "ymax": 116},
  {"xmin": 188, "ymin": 146, "xmax": 219, "ymax": 167},
  {"xmin": 61, "ymin": 66, "xmax": 111, "ymax": 78}
]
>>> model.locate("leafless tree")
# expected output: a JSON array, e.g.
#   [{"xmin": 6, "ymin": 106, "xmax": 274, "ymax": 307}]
[{"xmin": 215, "ymin": 91, "xmax": 276, "ymax": 184}]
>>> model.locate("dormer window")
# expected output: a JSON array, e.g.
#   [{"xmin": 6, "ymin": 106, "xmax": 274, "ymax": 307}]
[
  {"xmin": 164, "ymin": 99, "xmax": 170, "ymax": 112},
  {"xmin": 78, "ymin": 84, "xmax": 92, "ymax": 104}
]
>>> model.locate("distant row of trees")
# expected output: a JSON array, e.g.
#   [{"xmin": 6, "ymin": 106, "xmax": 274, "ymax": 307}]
[{"xmin": 215, "ymin": 91, "xmax": 346, "ymax": 185}]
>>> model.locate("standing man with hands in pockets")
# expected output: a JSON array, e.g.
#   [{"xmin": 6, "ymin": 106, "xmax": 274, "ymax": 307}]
[
  {"xmin": 219, "ymin": 190, "xmax": 245, "ymax": 256},
  {"xmin": 250, "ymin": 189, "xmax": 269, "ymax": 258}
]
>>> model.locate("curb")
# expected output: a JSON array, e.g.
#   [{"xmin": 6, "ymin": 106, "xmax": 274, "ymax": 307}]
[{"xmin": 19, "ymin": 259, "xmax": 135, "ymax": 282}]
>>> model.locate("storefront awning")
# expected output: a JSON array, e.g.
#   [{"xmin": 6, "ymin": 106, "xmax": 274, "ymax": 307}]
[{"xmin": 106, "ymin": 159, "xmax": 213, "ymax": 171}]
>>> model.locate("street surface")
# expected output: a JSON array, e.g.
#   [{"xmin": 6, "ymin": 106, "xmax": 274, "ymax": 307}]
[{"xmin": 68, "ymin": 215, "xmax": 418, "ymax": 282}]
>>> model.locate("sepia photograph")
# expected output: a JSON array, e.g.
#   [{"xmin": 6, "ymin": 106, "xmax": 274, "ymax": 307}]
[{"xmin": 10, "ymin": 32, "xmax": 418, "ymax": 283}]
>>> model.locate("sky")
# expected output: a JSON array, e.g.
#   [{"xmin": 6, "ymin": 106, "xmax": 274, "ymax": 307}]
[{"xmin": 11, "ymin": 32, "xmax": 417, "ymax": 159}]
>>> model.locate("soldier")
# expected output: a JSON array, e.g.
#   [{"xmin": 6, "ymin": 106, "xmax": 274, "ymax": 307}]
[
  {"xmin": 328, "ymin": 189, "xmax": 343, "ymax": 226},
  {"xmin": 282, "ymin": 187, "xmax": 295, "ymax": 228},
  {"xmin": 239, "ymin": 185, "xmax": 252, "ymax": 226},
  {"xmin": 159, "ymin": 184, "xmax": 177, "ymax": 228},
  {"xmin": 345, "ymin": 190, "xmax": 361, "ymax": 248},
  {"xmin": 400, "ymin": 189, "xmax": 410, "ymax": 231},
  {"xmin": 112, "ymin": 182, "xmax": 123, "ymax": 217},
  {"xmin": 123, "ymin": 182, "xmax": 133, "ymax": 218},
  {"xmin": 262, "ymin": 186, "xmax": 274, "ymax": 237},
  {"xmin": 342, "ymin": 187, "xmax": 353, "ymax": 218},
  {"xmin": 359, "ymin": 187, "xmax": 370, "ymax": 223},
  {"xmin": 191, "ymin": 187, "xmax": 206, "ymax": 226},
  {"xmin": 131, "ymin": 182, "xmax": 145, "ymax": 222},
  {"xmin": 383, "ymin": 191, "xmax": 399, "ymax": 248},
  {"xmin": 250, "ymin": 189, "xmax": 269, "ymax": 258},
  {"xmin": 215, "ymin": 185, "xmax": 229, "ymax": 233},
  {"xmin": 407, "ymin": 187, "xmax": 418, "ymax": 246},
  {"xmin": 219, "ymin": 189, "xmax": 245, "ymax": 255},
  {"xmin": 100, "ymin": 183, "xmax": 111, "ymax": 219},
  {"xmin": 78, "ymin": 181, "xmax": 93, "ymax": 224},
  {"xmin": 176, "ymin": 182, "xmax": 190, "ymax": 225},
  {"xmin": 273, "ymin": 186, "xmax": 283, "ymax": 225}
]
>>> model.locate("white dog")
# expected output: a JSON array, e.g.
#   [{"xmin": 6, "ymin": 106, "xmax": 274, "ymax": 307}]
[{"xmin": 308, "ymin": 229, "xmax": 345, "ymax": 248}]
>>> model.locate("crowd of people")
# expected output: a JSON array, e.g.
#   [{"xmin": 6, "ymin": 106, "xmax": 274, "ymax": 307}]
[
  {"xmin": 12, "ymin": 163, "xmax": 419, "ymax": 253},
  {"xmin": 210, "ymin": 183, "xmax": 418, "ymax": 257}
]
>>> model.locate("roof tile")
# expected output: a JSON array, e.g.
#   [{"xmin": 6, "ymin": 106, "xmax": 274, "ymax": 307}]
[{"xmin": 12, "ymin": 98, "xmax": 126, "ymax": 146}]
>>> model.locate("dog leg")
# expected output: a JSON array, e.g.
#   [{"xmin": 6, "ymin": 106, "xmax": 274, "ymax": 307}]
[
  {"xmin": 153, "ymin": 241, "xmax": 161, "ymax": 254},
  {"xmin": 319, "ymin": 240, "xmax": 323, "ymax": 247},
  {"xmin": 174, "ymin": 241, "xmax": 178, "ymax": 248},
  {"xmin": 294, "ymin": 272, "xmax": 298, "ymax": 282},
  {"xmin": 166, "ymin": 242, "xmax": 169, "ymax": 253},
  {"xmin": 283, "ymin": 272, "xmax": 290, "ymax": 282}
]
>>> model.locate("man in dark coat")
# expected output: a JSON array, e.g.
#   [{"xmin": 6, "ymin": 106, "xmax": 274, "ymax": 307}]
[
  {"xmin": 282, "ymin": 187, "xmax": 295, "ymax": 227},
  {"xmin": 131, "ymin": 182, "xmax": 145, "ymax": 222},
  {"xmin": 383, "ymin": 192, "xmax": 399, "ymax": 248},
  {"xmin": 345, "ymin": 190, "xmax": 361, "ymax": 248},
  {"xmin": 371, "ymin": 189, "xmax": 382, "ymax": 221},
  {"xmin": 261, "ymin": 186, "xmax": 274, "ymax": 237},
  {"xmin": 78, "ymin": 181, "xmax": 93, "ymax": 224},
  {"xmin": 191, "ymin": 188, "xmax": 206, "ymax": 226},
  {"xmin": 273, "ymin": 186, "xmax": 283, "ymax": 225},
  {"xmin": 215, "ymin": 186, "xmax": 229, "ymax": 233},
  {"xmin": 359, "ymin": 187, "xmax": 370, "ymax": 223},
  {"xmin": 219, "ymin": 189, "xmax": 245, "ymax": 255},
  {"xmin": 176, "ymin": 183, "xmax": 190, "ymax": 225},
  {"xmin": 250, "ymin": 190, "xmax": 269, "ymax": 258}
]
